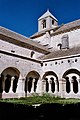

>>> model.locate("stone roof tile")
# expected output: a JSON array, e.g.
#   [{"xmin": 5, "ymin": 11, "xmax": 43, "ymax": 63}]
[
  {"xmin": 0, "ymin": 26, "xmax": 50, "ymax": 54},
  {"xmin": 31, "ymin": 19, "xmax": 80, "ymax": 38},
  {"xmin": 39, "ymin": 47, "xmax": 80, "ymax": 60}
]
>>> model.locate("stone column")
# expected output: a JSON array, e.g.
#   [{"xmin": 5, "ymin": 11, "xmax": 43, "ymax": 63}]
[
  {"xmin": 48, "ymin": 78, "xmax": 52, "ymax": 93},
  {"xmin": 26, "ymin": 79, "xmax": 29, "ymax": 94},
  {"xmin": 70, "ymin": 78, "xmax": 74, "ymax": 93},
  {"xmin": 77, "ymin": 77, "xmax": 80, "ymax": 94},
  {"xmin": 16, "ymin": 75, "xmax": 25, "ymax": 98},
  {"xmin": 9, "ymin": 76, "xmax": 15, "ymax": 93},
  {"xmin": 59, "ymin": 78, "xmax": 66, "ymax": 98},
  {"xmin": 54, "ymin": 80, "xmax": 58, "ymax": 93},
  {"xmin": 42, "ymin": 80, "xmax": 46, "ymax": 93},
  {"xmin": 31, "ymin": 79, "xmax": 35, "ymax": 93},
  {"xmin": 2, "ymin": 76, "xmax": 6, "ymax": 93},
  {"xmin": 36, "ymin": 79, "xmax": 42, "ymax": 93}
]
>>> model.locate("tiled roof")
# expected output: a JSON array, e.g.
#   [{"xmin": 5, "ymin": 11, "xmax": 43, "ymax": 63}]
[
  {"xmin": 52, "ymin": 19, "xmax": 80, "ymax": 35},
  {"xmin": 30, "ymin": 25, "xmax": 62, "ymax": 38},
  {"xmin": 39, "ymin": 47, "xmax": 80, "ymax": 60},
  {"xmin": 0, "ymin": 26, "xmax": 50, "ymax": 54}
]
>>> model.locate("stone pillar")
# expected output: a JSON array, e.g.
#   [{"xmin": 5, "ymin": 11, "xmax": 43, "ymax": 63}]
[
  {"xmin": 78, "ymin": 77, "xmax": 80, "ymax": 93},
  {"xmin": 26, "ymin": 79, "xmax": 29, "ymax": 94},
  {"xmin": 16, "ymin": 75, "xmax": 25, "ymax": 98},
  {"xmin": 9, "ymin": 76, "xmax": 15, "ymax": 93},
  {"xmin": 42, "ymin": 80, "xmax": 46, "ymax": 93},
  {"xmin": 70, "ymin": 78, "xmax": 74, "ymax": 93},
  {"xmin": 59, "ymin": 78, "xmax": 66, "ymax": 98},
  {"xmin": 54, "ymin": 80, "xmax": 58, "ymax": 93},
  {"xmin": 48, "ymin": 79, "xmax": 52, "ymax": 93},
  {"xmin": 36, "ymin": 79, "xmax": 42, "ymax": 94},
  {"xmin": 2, "ymin": 76, "xmax": 6, "ymax": 93},
  {"xmin": 31, "ymin": 79, "xmax": 35, "ymax": 93}
]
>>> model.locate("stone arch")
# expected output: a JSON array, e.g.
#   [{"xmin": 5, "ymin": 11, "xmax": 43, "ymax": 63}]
[
  {"xmin": 62, "ymin": 69, "xmax": 80, "ymax": 78},
  {"xmin": 25, "ymin": 71, "xmax": 40, "ymax": 93},
  {"xmin": 62, "ymin": 69, "xmax": 80, "ymax": 94},
  {"xmin": 0, "ymin": 67, "xmax": 20, "ymax": 93},
  {"xmin": 42, "ymin": 71, "xmax": 59, "ymax": 93}
]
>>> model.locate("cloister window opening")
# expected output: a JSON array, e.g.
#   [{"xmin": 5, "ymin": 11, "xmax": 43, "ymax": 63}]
[
  {"xmin": 5, "ymin": 74, "xmax": 11, "ymax": 93},
  {"xmin": 28, "ymin": 77, "xmax": 33, "ymax": 93},
  {"xmin": 4, "ymin": 74, "xmax": 18, "ymax": 93},
  {"xmin": 72, "ymin": 76, "xmax": 78, "ymax": 93},
  {"xmin": 34, "ymin": 78, "xmax": 38, "ymax": 92},
  {"xmin": 25, "ymin": 77, "xmax": 38, "ymax": 93},
  {"xmin": 44, "ymin": 76, "xmax": 59, "ymax": 93},
  {"xmin": 13, "ymin": 76, "xmax": 18, "ymax": 93},
  {"xmin": 25, "ymin": 71, "xmax": 40, "ymax": 94},
  {"xmin": 45, "ymin": 77, "xmax": 55, "ymax": 92},
  {"xmin": 65, "ymin": 77, "xmax": 70, "ymax": 93},
  {"xmin": 50, "ymin": 77, "xmax": 55, "ymax": 92},
  {"xmin": 43, "ymin": 71, "xmax": 59, "ymax": 93},
  {"xmin": 63, "ymin": 69, "xmax": 80, "ymax": 94},
  {"xmin": 0, "ymin": 67, "xmax": 20, "ymax": 94}
]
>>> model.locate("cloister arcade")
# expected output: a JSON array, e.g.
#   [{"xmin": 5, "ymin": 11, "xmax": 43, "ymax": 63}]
[
  {"xmin": 0, "ymin": 67, "xmax": 80, "ymax": 98},
  {"xmin": 0, "ymin": 67, "xmax": 19, "ymax": 95},
  {"xmin": 42, "ymin": 71, "xmax": 59, "ymax": 94},
  {"xmin": 62, "ymin": 69, "xmax": 80, "ymax": 97},
  {"xmin": 25, "ymin": 71, "xmax": 40, "ymax": 94}
]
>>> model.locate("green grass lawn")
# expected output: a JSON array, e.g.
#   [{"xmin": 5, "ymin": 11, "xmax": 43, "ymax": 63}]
[{"xmin": 0, "ymin": 94, "xmax": 80, "ymax": 106}]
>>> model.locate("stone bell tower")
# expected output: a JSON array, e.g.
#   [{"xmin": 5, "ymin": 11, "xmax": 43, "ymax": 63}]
[{"xmin": 38, "ymin": 10, "xmax": 58, "ymax": 32}]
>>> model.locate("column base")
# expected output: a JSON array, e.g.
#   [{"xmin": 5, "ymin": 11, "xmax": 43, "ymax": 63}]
[
  {"xmin": 16, "ymin": 92, "xmax": 25, "ymax": 98},
  {"xmin": 48, "ymin": 91, "xmax": 52, "ymax": 94},
  {"xmin": 1, "ymin": 92, "xmax": 25, "ymax": 98},
  {"xmin": 3, "ymin": 91, "xmax": 6, "ymax": 94},
  {"xmin": 9, "ymin": 91, "xmax": 14, "ymax": 94},
  {"xmin": 58, "ymin": 91, "xmax": 67, "ymax": 98},
  {"xmin": 2, "ymin": 93, "xmax": 18, "ymax": 98}
]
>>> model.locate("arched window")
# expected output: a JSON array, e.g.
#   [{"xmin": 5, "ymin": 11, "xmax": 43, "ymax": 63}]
[
  {"xmin": 42, "ymin": 19, "xmax": 46, "ymax": 28},
  {"xmin": 61, "ymin": 34, "xmax": 69, "ymax": 49}
]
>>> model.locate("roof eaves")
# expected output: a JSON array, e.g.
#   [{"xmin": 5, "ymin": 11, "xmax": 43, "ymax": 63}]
[{"xmin": 0, "ymin": 26, "xmax": 51, "ymax": 54}]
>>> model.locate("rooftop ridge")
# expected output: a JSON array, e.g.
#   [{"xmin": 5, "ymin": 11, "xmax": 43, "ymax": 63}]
[{"xmin": 38, "ymin": 10, "xmax": 58, "ymax": 21}]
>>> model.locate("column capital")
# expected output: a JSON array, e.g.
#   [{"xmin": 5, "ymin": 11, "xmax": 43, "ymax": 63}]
[
  {"xmin": 33, "ymin": 78, "xmax": 35, "ymax": 83},
  {"xmin": 54, "ymin": 79, "xmax": 57, "ymax": 82},
  {"xmin": 48, "ymin": 79, "xmax": 52, "ymax": 84},
  {"xmin": 78, "ymin": 78, "xmax": 80, "ymax": 83},
  {"xmin": 59, "ymin": 78, "xmax": 66, "ymax": 83},
  {"xmin": 42, "ymin": 79, "xmax": 46, "ymax": 83},
  {"xmin": 11, "ymin": 76, "xmax": 15, "ymax": 81},
  {"xmin": 70, "ymin": 79, "xmax": 74, "ymax": 83}
]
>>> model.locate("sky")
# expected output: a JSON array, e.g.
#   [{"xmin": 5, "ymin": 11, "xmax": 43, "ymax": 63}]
[{"xmin": 0, "ymin": 0, "xmax": 80, "ymax": 37}]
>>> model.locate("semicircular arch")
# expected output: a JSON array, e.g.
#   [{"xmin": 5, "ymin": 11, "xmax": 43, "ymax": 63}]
[
  {"xmin": 42, "ymin": 71, "xmax": 58, "ymax": 80},
  {"xmin": 1, "ymin": 67, "xmax": 20, "ymax": 77},
  {"xmin": 26, "ymin": 70, "xmax": 40, "ymax": 79},
  {"xmin": 62, "ymin": 69, "xmax": 80, "ymax": 78}
]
